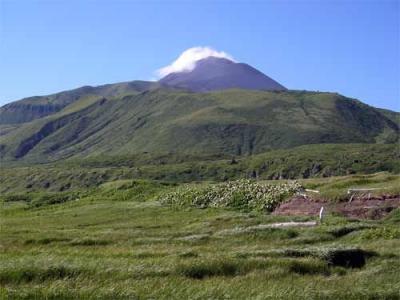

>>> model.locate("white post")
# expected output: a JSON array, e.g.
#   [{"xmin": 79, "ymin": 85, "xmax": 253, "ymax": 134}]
[{"xmin": 319, "ymin": 206, "xmax": 324, "ymax": 223}]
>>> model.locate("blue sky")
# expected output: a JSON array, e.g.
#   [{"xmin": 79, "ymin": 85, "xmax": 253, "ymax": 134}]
[{"xmin": 0, "ymin": 0, "xmax": 399, "ymax": 110}]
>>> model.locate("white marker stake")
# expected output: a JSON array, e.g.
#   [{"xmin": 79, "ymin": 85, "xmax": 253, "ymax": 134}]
[{"xmin": 319, "ymin": 206, "xmax": 324, "ymax": 223}]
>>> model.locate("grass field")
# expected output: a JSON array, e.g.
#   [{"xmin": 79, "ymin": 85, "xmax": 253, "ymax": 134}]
[{"xmin": 1, "ymin": 174, "xmax": 399, "ymax": 299}]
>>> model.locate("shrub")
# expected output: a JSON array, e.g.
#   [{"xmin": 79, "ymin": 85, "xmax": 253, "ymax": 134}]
[
  {"xmin": 2, "ymin": 193, "xmax": 34, "ymax": 202},
  {"xmin": 158, "ymin": 179, "xmax": 302, "ymax": 212},
  {"xmin": 28, "ymin": 192, "xmax": 79, "ymax": 208}
]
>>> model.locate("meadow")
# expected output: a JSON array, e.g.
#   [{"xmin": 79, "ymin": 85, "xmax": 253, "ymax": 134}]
[{"xmin": 1, "ymin": 173, "xmax": 399, "ymax": 299}]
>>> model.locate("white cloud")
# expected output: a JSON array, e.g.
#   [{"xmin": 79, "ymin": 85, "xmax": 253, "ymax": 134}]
[{"xmin": 157, "ymin": 46, "xmax": 234, "ymax": 77}]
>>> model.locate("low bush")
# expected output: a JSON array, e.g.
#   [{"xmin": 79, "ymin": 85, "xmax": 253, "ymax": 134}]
[
  {"xmin": 28, "ymin": 192, "xmax": 80, "ymax": 208},
  {"xmin": 158, "ymin": 179, "xmax": 302, "ymax": 212},
  {"xmin": 2, "ymin": 193, "xmax": 34, "ymax": 202}
]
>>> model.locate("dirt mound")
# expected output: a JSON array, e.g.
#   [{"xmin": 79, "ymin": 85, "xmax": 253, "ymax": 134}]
[{"xmin": 273, "ymin": 195, "xmax": 400, "ymax": 219}]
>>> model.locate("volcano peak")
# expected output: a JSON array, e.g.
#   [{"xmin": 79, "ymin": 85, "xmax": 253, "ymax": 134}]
[{"xmin": 159, "ymin": 56, "xmax": 286, "ymax": 92}]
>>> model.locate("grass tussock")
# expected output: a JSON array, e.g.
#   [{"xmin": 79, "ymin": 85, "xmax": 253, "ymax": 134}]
[
  {"xmin": 216, "ymin": 226, "xmax": 299, "ymax": 242},
  {"xmin": 357, "ymin": 227, "xmax": 400, "ymax": 240},
  {"xmin": 178, "ymin": 251, "xmax": 199, "ymax": 258},
  {"xmin": 24, "ymin": 237, "xmax": 71, "ymax": 245},
  {"xmin": 132, "ymin": 252, "xmax": 169, "ymax": 259},
  {"xmin": 175, "ymin": 258, "xmax": 271, "ymax": 279},
  {"xmin": 287, "ymin": 259, "xmax": 331, "ymax": 276},
  {"xmin": 69, "ymin": 238, "xmax": 110, "ymax": 246},
  {"xmin": 176, "ymin": 260, "xmax": 239, "ymax": 279},
  {"xmin": 238, "ymin": 248, "xmax": 375, "ymax": 269},
  {"xmin": 0, "ymin": 266, "xmax": 85, "ymax": 284},
  {"xmin": 327, "ymin": 224, "xmax": 372, "ymax": 238}
]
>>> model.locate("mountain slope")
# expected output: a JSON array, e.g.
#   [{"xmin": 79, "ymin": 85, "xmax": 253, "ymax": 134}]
[
  {"xmin": 0, "ymin": 89, "xmax": 398, "ymax": 163},
  {"xmin": 159, "ymin": 57, "xmax": 286, "ymax": 92},
  {"xmin": 0, "ymin": 81, "xmax": 158, "ymax": 125}
]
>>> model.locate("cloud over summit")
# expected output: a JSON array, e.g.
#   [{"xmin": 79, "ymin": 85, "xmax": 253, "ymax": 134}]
[{"xmin": 157, "ymin": 47, "xmax": 234, "ymax": 77}]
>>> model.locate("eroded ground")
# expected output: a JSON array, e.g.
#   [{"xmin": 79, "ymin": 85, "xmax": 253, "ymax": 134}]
[{"xmin": 274, "ymin": 195, "xmax": 400, "ymax": 219}]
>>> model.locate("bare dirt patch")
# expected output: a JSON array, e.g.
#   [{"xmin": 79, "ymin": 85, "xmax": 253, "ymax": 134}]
[{"xmin": 273, "ymin": 195, "xmax": 400, "ymax": 219}]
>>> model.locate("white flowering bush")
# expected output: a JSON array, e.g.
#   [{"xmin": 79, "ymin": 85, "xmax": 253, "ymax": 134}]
[{"xmin": 158, "ymin": 179, "xmax": 302, "ymax": 212}]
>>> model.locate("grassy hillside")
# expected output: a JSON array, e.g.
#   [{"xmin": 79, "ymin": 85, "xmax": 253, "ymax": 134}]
[
  {"xmin": 0, "ymin": 89, "xmax": 398, "ymax": 163},
  {"xmin": 0, "ymin": 80, "xmax": 158, "ymax": 125},
  {"xmin": 1, "ymin": 144, "xmax": 398, "ymax": 194},
  {"xmin": 1, "ymin": 175, "xmax": 399, "ymax": 299},
  {"xmin": 377, "ymin": 107, "xmax": 400, "ymax": 124}
]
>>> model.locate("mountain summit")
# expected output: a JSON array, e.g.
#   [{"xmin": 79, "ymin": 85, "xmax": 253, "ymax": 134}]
[{"xmin": 159, "ymin": 56, "xmax": 286, "ymax": 92}]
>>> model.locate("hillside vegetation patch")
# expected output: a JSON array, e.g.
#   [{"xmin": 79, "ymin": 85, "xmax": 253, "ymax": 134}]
[{"xmin": 158, "ymin": 179, "xmax": 302, "ymax": 212}]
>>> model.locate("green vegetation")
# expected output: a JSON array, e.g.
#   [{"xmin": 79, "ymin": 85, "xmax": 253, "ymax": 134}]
[
  {"xmin": 299, "ymin": 172, "xmax": 400, "ymax": 201},
  {"xmin": 158, "ymin": 179, "xmax": 302, "ymax": 211},
  {"xmin": 1, "ymin": 89, "xmax": 398, "ymax": 163},
  {"xmin": 1, "ymin": 58, "xmax": 399, "ymax": 299},
  {"xmin": 1, "ymin": 144, "xmax": 399, "ymax": 194},
  {"xmin": 1, "ymin": 86, "xmax": 399, "ymax": 299},
  {"xmin": 0, "ymin": 81, "xmax": 158, "ymax": 125},
  {"xmin": 1, "ymin": 175, "xmax": 399, "ymax": 299}
]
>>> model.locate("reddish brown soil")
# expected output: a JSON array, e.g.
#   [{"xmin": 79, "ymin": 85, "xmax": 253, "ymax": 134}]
[{"xmin": 273, "ymin": 195, "xmax": 400, "ymax": 219}]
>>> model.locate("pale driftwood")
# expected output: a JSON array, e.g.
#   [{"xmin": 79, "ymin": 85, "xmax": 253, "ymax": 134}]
[
  {"xmin": 347, "ymin": 188, "xmax": 381, "ymax": 193},
  {"xmin": 305, "ymin": 189, "xmax": 320, "ymax": 193},
  {"xmin": 215, "ymin": 222, "xmax": 317, "ymax": 236},
  {"xmin": 297, "ymin": 188, "xmax": 320, "ymax": 199},
  {"xmin": 347, "ymin": 188, "xmax": 382, "ymax": 202},
  {"xmin": 248, "ymin": 221, "xmax": 317, "ymax": 229},
  {"xmin": 298, "ymin": 192, "xmax": 307, "ymax": 199}
]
